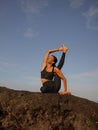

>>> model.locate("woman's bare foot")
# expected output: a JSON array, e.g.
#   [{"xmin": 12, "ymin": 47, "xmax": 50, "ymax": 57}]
[
  {"xmin": 62, "ymin": 43, "xmax": 68, "ymax": 53},
  {"xmin": 59, "ymin": 91, "xmax": 71, "ymax": 95}
]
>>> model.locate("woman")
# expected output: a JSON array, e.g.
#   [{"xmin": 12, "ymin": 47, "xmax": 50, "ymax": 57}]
[{"xmin": 40, "ymin": 44, "xmax": 71, "ymax": 95}]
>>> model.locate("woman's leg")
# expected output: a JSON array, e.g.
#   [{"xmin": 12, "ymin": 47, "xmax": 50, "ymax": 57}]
[
  {"xmin": 53, "ymin": 52, "xmax": 66, "ymax": 92},
  {"xmin": 57, "ymin": 52, "xmax": 66, "ymax": 70},
  {"xmin": 40, "ymin": 81, "xmax": 55, "ymax": 93}
]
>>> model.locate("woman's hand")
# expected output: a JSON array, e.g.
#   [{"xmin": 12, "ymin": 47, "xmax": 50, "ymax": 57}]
[
  {"xmin": 59, "ymin": 91, "xmax": 71, "ymax": 95},
  {"xmin": 58, "ymin": 44, "xmax": 68, "ymax": 52}
]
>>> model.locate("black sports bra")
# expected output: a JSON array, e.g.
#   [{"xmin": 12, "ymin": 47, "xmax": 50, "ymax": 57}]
[{"xmin": 41, "ymin": 66, "xmax": 54, "ymax": 80}]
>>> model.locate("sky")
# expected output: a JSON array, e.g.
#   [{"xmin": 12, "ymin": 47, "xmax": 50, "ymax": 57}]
[{"xmin": 0, "ymin": 0, "xmax": 98, "ymax": 102}]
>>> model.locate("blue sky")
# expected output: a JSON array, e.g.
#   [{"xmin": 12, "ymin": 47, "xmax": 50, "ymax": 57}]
[{"xmin": 0, "ymin": 0, "xmax": 98, "ymax": 102}]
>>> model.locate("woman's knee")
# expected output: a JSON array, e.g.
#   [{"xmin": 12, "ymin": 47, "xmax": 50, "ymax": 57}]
[{"xmin": 40, "ymin": 86, "xmax": 46, "ymax": 93}]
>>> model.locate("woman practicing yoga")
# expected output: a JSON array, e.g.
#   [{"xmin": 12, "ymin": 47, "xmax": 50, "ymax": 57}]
[{"xmin": 40, "ymin": 44, "xmax": 71, "ymax": 95}]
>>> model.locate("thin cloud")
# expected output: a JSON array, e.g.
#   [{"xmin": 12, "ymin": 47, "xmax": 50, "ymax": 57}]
[
  {"xmin": 68, "ymin": 0, "xmax": 98, "ymax": 30},
  {"xmin": 83, "ymin": 5, "xmax": 98, "ymax": 30},
  {"xmin": 0, "ymin": 78, "xmax": 40, "ymax": 92},
  {"xmin": 19, "ymin": 0, "xmax": 48, "ymax": 38},
  {"xmin": 78, "ymin": 70, "xmax": 98, "ymax": 78},
  {"xmin": 70, "ymin": 69, "xmax": 98, "ymax": 79},
  {"xmin": 0, "ymin": 58, "xmax": 17, "ymax": 72},
  {"xmin": 24, "ymin": 28, "xmax": 39, "ymax": 38},
  {"xmin": 23, "ymin": 75, "xmax": 41, "ymax": 83},
  {"xmin": 69, "ymin": 0, "xmax": 85, "ymax": 8},
  {"xmin": 21, "ymin": 0, "xmax": 48, "ymax": 15}
]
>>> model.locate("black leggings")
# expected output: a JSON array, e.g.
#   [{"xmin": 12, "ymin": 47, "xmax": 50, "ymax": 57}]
[{"xmin": 40, "ymin": 52, "xmax": 66, "ymax": 93}]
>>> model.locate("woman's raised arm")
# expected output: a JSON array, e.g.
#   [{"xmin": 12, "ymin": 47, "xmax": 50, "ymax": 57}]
[{"xmin": 41, "ymin": 46, "xmax": 63, "ymax": 71}]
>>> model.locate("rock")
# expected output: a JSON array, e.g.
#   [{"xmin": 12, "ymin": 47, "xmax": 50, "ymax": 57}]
[{"xmin": 0, "ymin": 86, "xmax": 98, "ymax": 130}]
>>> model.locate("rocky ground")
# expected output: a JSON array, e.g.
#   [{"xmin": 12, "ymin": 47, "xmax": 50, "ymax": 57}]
[{"xmin": 0, "ymin": 86, "xmax": 98, "ymax": 130}]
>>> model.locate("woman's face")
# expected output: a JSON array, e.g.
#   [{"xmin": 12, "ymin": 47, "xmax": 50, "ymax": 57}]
[{"xmin": 47, "ymin": 56, "xmax": 54, "ymax": 64}]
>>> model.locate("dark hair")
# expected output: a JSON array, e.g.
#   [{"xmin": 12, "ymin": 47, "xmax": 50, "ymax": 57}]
[{"xmin": 51, "ymin": 55, "xmax": 58, "ymax": 66}]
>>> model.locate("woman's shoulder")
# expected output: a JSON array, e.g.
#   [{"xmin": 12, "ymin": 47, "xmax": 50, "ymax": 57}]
[
  {"xmin": 40, "ymin": 64, "xmax": 46, "ymax": 72},
  {"xmin": 54, "ymin": 66, "xmax": 60, "ymax": 72}
]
